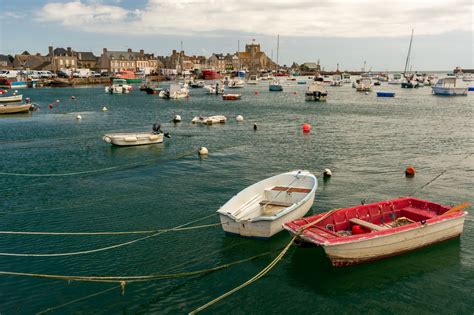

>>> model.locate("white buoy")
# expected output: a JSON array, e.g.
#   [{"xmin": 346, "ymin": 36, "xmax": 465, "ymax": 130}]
[
  {"xmin": 323, "ymin": 168, "xmax": 332, "ymax": 178},
  {"xmin": 14, "ymin": 90, "xmax": 18, "ymax": 93},
  {"xmin": 56, "ymin": 99, "xmax": 60, "ymax": 103},
  {"xmin": 236, "ymin": 115, "xmax": 244, "ymax": 122},
  {"xmin": 173, "ymin": 114, "xmax": 182, "ymax": 123},
  {"xmin": 365, "ymin": 92, "xmax": 369, "ymax": 95},
  {"xmin": 198, "ymin": 147, "xmax": 208, "ymax": 156},
  {"xmin": 102, "ymin": 106, "xmax": 108, "ymax": 112},
  {"xmin": 76, "ymin": 115, "xmax": 82, "ymax": 120},
  {"xmin": 71, "ymin": 96, "xmax": 76, "ymax": 100}
]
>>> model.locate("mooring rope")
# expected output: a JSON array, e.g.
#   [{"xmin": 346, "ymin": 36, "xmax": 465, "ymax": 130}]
[
  {"xmin": 189, "ymin": 208, "xmax": 338, "ymax": 314},
  {"xmin": 0, "ymin": 222, "xmax": 222, "ymax": 236},
  {"xmin": 410, "ymin": 152, "xmax": 473, "ymax": 196},
  {"xmin": 0, "ymin": 249, "xmax": 277, "ymax": 283},
  {"xmin": 0, "ymin": 214, "xmax": 217, "ymax": 257},
  {"xmin": 36, "ymin": 285, "xmax": 120, "ymax": 315}
]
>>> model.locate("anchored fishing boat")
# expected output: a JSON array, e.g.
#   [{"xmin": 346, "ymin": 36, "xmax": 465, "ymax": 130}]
[
  {"xmin": 103, "ymin": 123, "xmax": 169, "ymax": 146},
  {"xmin": 217, "ymin": 170, "xmax": 317, "ymax": 238},
  {"xmin": 159, "ymin": 83, "xmax": 189, "ymax": 99},
  {"xmin": 269, "ymin": 80, "xmax": 283, "ymax": 91},
  {"xmin": 222, "ymin": 93, "xmax": 241, "ymax": 100},
  {"xmin": 305, "ymin": 78, "xmax": 328, "ymax": 101},
  {"xmin": 0, "ymin": 103, "xmax": 32, "ymax": 114},
  {"xmin": 283, "ymin": 197, "xmax": 469, "ymax": 266},
  {"xmin": 355, "ymin": 78, "xmax": 372, "ymax": 91},
  {"xmin": 204, "ymin": 84, "xmax": 225, "ymax": 95},
  {"xmin": 191, "ymin": 115, "xmax": 227, "ymax": 125},
  {"xmin": 431, "ymin": 77, "xmax": 468, "ymax": 96},
  {"xmin": 0, "ymin": 94, "xmax": 23, "ymax": 103},
  {"xmin": 247, "ymin": 74, "xmax": 258, "ymax": 85},
  {"xmin": 105, "ymin": 79, "xmax": 132, "ymax": 94},
  {"xmin": 376, "ymin": 92, "xmax": 395, "ymax": 97}
]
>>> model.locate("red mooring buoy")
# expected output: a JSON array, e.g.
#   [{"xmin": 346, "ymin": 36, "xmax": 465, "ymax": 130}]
[
  {"xmin": 405, "ymin": 166, "xmax": 416, "ymax": 177},
  {"xmin": 302, "ymin": 123, "xmax": 311, "ymax": 133}
]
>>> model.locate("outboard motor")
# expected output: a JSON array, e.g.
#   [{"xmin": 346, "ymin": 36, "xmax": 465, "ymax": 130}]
[{"xmin": 152, "ymin": 122, "xmax": 162, "ymax": 134}]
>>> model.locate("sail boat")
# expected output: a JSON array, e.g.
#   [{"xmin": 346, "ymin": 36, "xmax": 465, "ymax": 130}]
[
  {"xmin": 269, "ymin": 35, "xmax": 283, "ymax": 91},
  {"xmin": 401, "ymin": 29, "xmax": 420, "ymax": 88}
]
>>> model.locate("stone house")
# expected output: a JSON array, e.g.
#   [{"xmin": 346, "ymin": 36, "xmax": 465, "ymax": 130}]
[
  {"xmin": 0, "ymin": 55, "xmax": 13, "ymax": 68},
  {"xmin": 47, "ymin": 46, "xmax": 77, "ymax": 71},
  {"xmin": 98, "ymin": 48, "xmax": 158, "ymax": 73},
  {"xmin": 207, "ymin": 53, "xmax": 226, "ymax": 71},
  {"xmin": 237, "ymin": 42, "xmax": 276, "ymax": 71},
  {"xmin": 76, "ymin": 52, "xmax": 98, "ymax": 69},
  {"xmin": 13, "ymin": 53, "xmax": 50, "ymax": 70}
]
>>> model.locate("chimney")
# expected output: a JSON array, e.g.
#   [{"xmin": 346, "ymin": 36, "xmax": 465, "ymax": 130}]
[
  {"xmin": 48, "ymin": 46, "xmax": 53, "ymax": 56},
  {"xmin": 67, "ymin": 47, "xmax": 72, "ymax": 55},
  {"xmin": 140, "ymin": 49, "xmax": 144, "ymax": 54},
  {"xmin": 172, "ymin": 49, "xmax": 176, "ymax": 55},
  {"xmin": 127, "ymin": 48, "xmax": 132, "ymax": 53},
  {"xmin": 103, "ymin": 48, "xmax": 107, "ymax": 54}
]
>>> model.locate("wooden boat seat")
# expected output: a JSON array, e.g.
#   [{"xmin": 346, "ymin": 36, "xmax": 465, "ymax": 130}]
[
  {"xmin": 271, "ymin": 186, "xmax": 311, "ymax": 194},
  {"xmin": 259, "ymin": 200, "xmax": 293, "ymax": 207},
  {"xmin": 401, "ymin": 207, "xmax": 437, "ymax": 220},
  {"xmin": 349, "ymin": 218, "xmax": 388, "ymax": 231}
]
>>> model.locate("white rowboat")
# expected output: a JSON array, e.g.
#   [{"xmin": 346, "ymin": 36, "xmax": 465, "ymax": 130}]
[{"xmin": 217, "ymin": 170, "xmax": 317, "ymax": 238}]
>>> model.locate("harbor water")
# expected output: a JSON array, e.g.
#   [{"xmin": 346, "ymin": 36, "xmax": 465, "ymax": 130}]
[{"xmin": 0, "ymin": 80, "xmax": 473, "ymax": 313}]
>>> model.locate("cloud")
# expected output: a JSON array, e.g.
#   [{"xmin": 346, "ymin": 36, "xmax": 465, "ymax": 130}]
[
  {"xmin": 5, "ymin": 11, "xmax": 25, "ymax": 19},
  {"xmin": 36, "ymin": 0, "xmax": 472, "ymax": 37}
]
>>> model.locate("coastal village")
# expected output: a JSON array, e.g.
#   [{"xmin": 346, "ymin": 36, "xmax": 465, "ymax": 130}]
[
  {"xmin": 0, "ymin": 1, "xmax": 473, "ymax": 313},
  {"xmin": 0, "ymin": 41, "xmax": 320, "ymax": 79}
]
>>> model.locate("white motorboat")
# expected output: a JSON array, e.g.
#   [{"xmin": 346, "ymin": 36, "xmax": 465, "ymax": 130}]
[
  {"xmin": 247, "ymin": 74, "xmax": 258, "ymax": 85},
  {"xmin": 159, "ymin": 83, "xmax": 189, "ymax": 99},
  {"xmin": 341, "ymin": 73, "xmax": 351, "ymax": 83},
  {"xmin": 355, "ymin": 78, "xmax": 372, "ymax": 91},
  {"xmin": 269, "ymin": 80, "xmax": 283, "ymax": 91},
  {"xmin": 227, "ymin": 79, "xmax": 245, "ymax": 88},
  {"xmin": 0, "ymin": 94, "xmax": 23, "ymax": 103},
  {"xmin": 329, "ymin": 75, "xmax": 343, "ymax": 86},
  {"xmin": 305, "ymin": 78, "xmax": 328, "ymax": 101},
  {"xmin": 191, "ymin": 115, "xmax": 227, "ymax": 125},
  {"xmin": 217, "ymin": 170, "xmax": 317, "ymax": 238},
  {"xmin": 431, "ymin": 77, "xmax": 468, "ymax": 96},
  {"xmin": 0, "ymin": 103, "xmax": 31, "ymax": 114},
  {"xmin": 388, "ymin": 73, "xmax": 403, "ymax": 85},
  {"xmin": 204, "ymin": 84, "xmax": 225, "ymax": 95},
  {"xmin": 105, "ymin": 79, "xmax": 132, "ymax": 94},
  {"xmin": 103, "ymin": 123, "xmax": 169, "ymax": 146}
]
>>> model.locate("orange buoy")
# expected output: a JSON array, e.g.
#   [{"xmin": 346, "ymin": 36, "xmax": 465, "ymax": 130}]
[
  {"xmin": 405, "ymin": 166, "xmax": 416, "ymax": 177},
  {"xmin": 302, "ymin": 123, "xmax": 311, "ymax": 133},
  {"xmin": 293, "ymin": 92, "xmax": 297, "ymax": 95},
  {"xmin": 49, "ymin": 104, "xmax": 53, "ymax": 109},
  {"xmin": 255, "ymin": 91, "xmax": 259, "ymax": 95}
]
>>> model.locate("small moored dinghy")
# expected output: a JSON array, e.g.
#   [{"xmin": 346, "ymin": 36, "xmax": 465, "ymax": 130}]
[
  {"xmin": 283, "ymin": 197, "xmax": 469, "ymax": 266},
  {"xmin": 217, "ymin": 170, "xmax": 317, "ymax": 238},
  {"xmin": 103, "ymin": 122, "xmax": 170, "ymax": 146},
  {"xmin": 192, "ymin": 115, "xmax": 227, "ymax": 125},
  {"xmin": 0, "ymin": 103, "xmax": 31, "ymax": 114},
  {"xmin": 0, "ymin": 94, "xmax": 23, "ymax": 103}
]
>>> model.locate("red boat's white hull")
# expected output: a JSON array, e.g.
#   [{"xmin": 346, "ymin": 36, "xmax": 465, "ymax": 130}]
[{"xmin": 320, "ymin": 215, "xmax": 465, "ymax": 266}]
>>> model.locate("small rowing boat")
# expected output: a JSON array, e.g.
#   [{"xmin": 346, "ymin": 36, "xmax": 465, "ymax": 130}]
[
  {"xmin": 0, "ymin": 94, "xmax": 23, "ymax": 103},
  {"xmin": 222, "ymin": 94, "xmax": 241, "ymax": 100},
  {"xmin": 217, "ymin": 170, "xmax": 317, "ymax": 238},
  {"xmin": 283, "ymin": 197, "xmax": 469, "ymax": 266},
  {"xmin": 376, "ymin": 92, "xmax": 395, "ymax": 97},
  {"xmin": 0, "ymin": 103, "xmax": 31, "ymax": 114},
  {"xmin": 102, "ymin": 123, "xmax": 169, "ymax": 146},
  {"xmin": 191, "ymin": 115, "xmax": 227, "ymax": 125}
]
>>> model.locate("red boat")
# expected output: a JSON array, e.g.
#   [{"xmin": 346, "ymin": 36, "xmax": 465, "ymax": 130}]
[
  {"xmin": 202, "ymin": 69, "xmax": 221, "ymax": 80},
  {"xmin": 0, "ymin": 88, "xmax": 6, "ymax": 95},
  {"xmin": 222, "ymin": 93, "xmax": 241, "ymax": 100},
  {"xmin": 283, "ymin": 197, "xmax": 469, "ymax": 266}
]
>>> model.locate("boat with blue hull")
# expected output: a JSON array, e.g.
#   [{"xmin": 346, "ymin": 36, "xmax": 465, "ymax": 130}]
[{"xmin": 376, "ymin": 92, "xmax": 395, "ymax": 97}]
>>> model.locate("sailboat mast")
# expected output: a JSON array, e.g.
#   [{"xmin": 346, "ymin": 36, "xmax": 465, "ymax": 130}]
[
  {"xmin": 238, "ymin": 40, "xmax": 241, "ymax": 70},
  {"xmin": 404, "ymin": 29, "xmax": 414, "ymax": 75},
  {"xmin": 276, "ymin": 34, "xmax": 280, "ymax": 71}
]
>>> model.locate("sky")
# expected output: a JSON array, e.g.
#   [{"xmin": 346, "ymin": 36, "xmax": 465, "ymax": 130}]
[{"xmin": 0, "ymin": 0, "xmax": 472, "ymax": 71}]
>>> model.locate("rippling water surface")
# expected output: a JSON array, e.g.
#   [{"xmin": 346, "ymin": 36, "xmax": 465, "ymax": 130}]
[{"xmin": 0, "ymin": 80, "xmax": 473, "ymax": 314}]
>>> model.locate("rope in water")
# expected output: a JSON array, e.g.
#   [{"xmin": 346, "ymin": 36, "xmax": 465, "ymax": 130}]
[
  {"xmin": 36, "ymin": 285, "xmax": 120, "ymax": 315},
  {"xmin": 0, "ymin": 214, "xmax": 217, "ymax": 257},
  {"xmin": 37, "ymin": 241, "xmax": 246, "ymax": 314},
  {"xmin": 0, "ymin": 249, "xmax": 277, "ymax": 283},
  {"xmin": 0, "ymin": 144, "xmax": 249, "ymax": 178},
  {"xmin": 0, "ymin": 222, "xmax": 222, "ymax": 236},
  {"xmin": 410, "ymin": 152, "xmax": 473, "ymax": 196},
  {"xmin": 189, "ymin": 208, "xmax": 339, "ymax": 314}
]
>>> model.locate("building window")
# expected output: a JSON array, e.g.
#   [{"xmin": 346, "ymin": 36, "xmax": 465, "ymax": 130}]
[
  {"xmin": 71, "ymin": 60, "xmax": 75, "ymax": 65},
  {"xmin": 66, "ymin": 60, "xmax": 69, "ymax": 66},
  {"xmin": 60, "ymin": 60, "xmax": 63, "ymax": 66}
]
